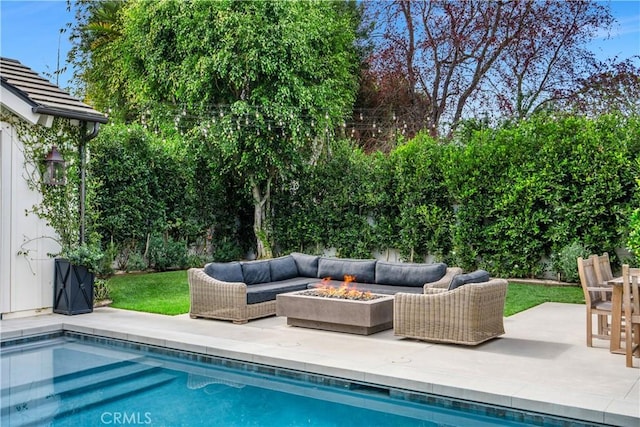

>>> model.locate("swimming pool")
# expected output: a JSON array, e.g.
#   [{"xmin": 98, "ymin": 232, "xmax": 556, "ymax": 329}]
[{"xmin": 1, "ymin": 332, "xmax": 604, "ymax": 426}]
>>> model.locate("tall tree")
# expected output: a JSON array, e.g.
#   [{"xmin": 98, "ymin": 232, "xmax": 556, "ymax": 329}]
[
  {"xmin": 69, "ymin": 0, "xmax": 127, "ymax": 116},
  {"xmin": 496, "ymin": 1, "xmax": 612, "ymax": 119},
  {"xmin": 365, "ymin": 0, "xmax": 612, "ymax": 137},
  {"xmin": 563, "ymin": 57, "xmax": 640, "ymax": 117},
  {"xmin": 72, "ymin": 0, "xmax": 360, "ymax": 258}
]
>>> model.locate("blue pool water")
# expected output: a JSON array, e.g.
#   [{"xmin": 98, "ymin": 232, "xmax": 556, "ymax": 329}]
[{"xmin": 1, "ymin": 333, "xmax": 601, "ymax": 426}]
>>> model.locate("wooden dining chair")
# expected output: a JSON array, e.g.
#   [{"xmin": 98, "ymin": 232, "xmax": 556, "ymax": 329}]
[
  {"xmin": 622, "ymin": 265, "xmax": 640, "ymax": 368},
  {"xmin": 593, "ymin": 252, "xmax": 615, "ymax": 306},
  {"xmin": 594, "ymin": 252, "xmax": 614, "ymax": 286},
  {"xmin": 577, "ymin": 256, "xmax": 614, "ymax": 346}
]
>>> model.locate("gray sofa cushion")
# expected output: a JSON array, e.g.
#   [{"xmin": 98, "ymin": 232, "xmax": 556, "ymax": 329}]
[
  {"xmin": 317, "ymin": 257, "xmax": 376, "ymax": 283},
  {"xmin": 241, "ymin": 260, "xmax": 271, "ymax": 285},
  {"xmin": 375, "ymin": 261, "xmax": 447, "ymax": 287},
  {"xmin": 269, "ymin": 255, "xmax": 299, "ymax": 281},
  {"xmin": 246, "ymin": 279, "xmax": 311, "ymax": 304},
  {"xmin": 291, "ymin": 253, "xmax": 319, "ymax": 277},
  {"xmin": 204, "ymin": 262, "xmax": 244, "ymax": 283},
  {"xmin": 448, "ymin": 269, "xmax": 491, "ymax": 291}
]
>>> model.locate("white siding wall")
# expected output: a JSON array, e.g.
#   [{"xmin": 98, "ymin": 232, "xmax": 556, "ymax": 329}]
[{"xmin": 1, "ymin": 121, "xmax": 60, "ymax": 318}]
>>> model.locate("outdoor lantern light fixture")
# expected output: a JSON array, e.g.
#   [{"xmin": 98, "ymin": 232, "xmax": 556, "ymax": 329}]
[{"xmin": 44, "ymin": 145, "xmax": 66, "ymax": 185}]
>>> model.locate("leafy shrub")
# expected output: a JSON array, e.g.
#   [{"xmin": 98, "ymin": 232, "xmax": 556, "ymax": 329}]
[
  {"xmin": 125, "ymin": 251, "xmax": 148, "ymax": 272},
  {"xmin": 95, "ymin": 241, "xmax": 117, "ymax": 278},
  {"xmin": 114, "ymin": 242, "xmax": 148, "ymax": 272},
  {"xmin": 551, "ymin": 241, "xmax": 591, "ymax": 283},
  {"xmin": 212, "ymin": 239, "xmax": 245, "ymax": 262},
  {"xmin": 185, "ymin": 253, "xmax": 210, "ymax": 268},
  {"xmin": 147, "ymin": 234, "xmax": 188, "ymax": 271},
  {"xmin": 63, "ymin": 243, "xmax": 104, "ymax": 274},
  {"xmin": 93, "ymin": 279, "xmax": 110, "ymax": 302}
]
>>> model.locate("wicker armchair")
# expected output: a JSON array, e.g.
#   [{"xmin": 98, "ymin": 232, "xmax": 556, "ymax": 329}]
[
  {"xmin": 187, "ymin": 268, "xmax": 276, "ymax": 324},
  {"xmin": 394, "ymin": 279, "xmax": 508, "ymax": 345}
]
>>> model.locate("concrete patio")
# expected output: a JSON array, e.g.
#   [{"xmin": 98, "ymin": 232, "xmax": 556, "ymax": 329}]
[{"xmin": 1, "ymin": 302, "xmax": 638, "ymax": 426}]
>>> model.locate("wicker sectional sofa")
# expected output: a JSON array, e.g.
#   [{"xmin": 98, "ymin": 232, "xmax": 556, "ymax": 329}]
[{"xmin": 187, "ymin": 253, "xmax": 462, "ymax": 324}]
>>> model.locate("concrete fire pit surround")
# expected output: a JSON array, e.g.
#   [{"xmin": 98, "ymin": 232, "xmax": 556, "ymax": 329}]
[{"xmin": 276, "ymin": 290, "xmax": 394, "ymax": 335}]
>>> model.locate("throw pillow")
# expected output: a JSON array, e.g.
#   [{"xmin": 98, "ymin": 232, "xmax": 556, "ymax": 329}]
[
  {"xmin": 375, "ymin": 261, "xmax": 447, "ymax": 287},
  {"xmin": 447, "ymin": 270, "xmax": 491, "ymax": 291},
  {"xmin": 269, "ymin": 255, "xmax": 299, "ymax": 281},
  {"xmin": 291, "ymin": 253, "xmax": 319, "ymax": 278},
  {"xmin": 317, "ymin": 258, "xmax": 376, "ymax": 283},
  {"xmin": 204, "ymin": 262, "xmax": 244, "ymax": 283},
  {"xmin": 241, "ymin": 260, "xmax": 272, "ymax": 285}
]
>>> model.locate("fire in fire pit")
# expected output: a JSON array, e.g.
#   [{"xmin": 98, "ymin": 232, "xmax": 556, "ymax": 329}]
[{"xmin": 301, "ymin": 275, "xmax": 381, "ymax": 301}]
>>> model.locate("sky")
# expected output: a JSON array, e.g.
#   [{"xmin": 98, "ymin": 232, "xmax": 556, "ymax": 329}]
[{"xmin": 1, "ymin": 0, "xmax": 639, "ymax": 92}]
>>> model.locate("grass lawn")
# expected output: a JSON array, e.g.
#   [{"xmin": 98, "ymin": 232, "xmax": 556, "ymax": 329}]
[
  {"xmin": 504, "ymin": 282, "xmax": 584, "ymax": 316},
  {"xmin": 108, "ymin": 270, "xmax": 190, "ymax": 315},
  {"xmin": 106, "ymin": 271, "xmax": 585, "ymax": 316}
]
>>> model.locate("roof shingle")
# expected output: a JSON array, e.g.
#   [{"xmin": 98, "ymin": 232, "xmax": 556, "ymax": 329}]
[{"xmin": 1, "ymin": 57, "xmax": 108, "ymax": 124}]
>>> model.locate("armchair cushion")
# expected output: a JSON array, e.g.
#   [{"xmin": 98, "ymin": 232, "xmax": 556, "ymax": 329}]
[
  {"xmin": 241, "ymin": 260, "xmax": 271, "ymax": 285},
  {"xmin": 376, "ymin": 261, "xmax": 446, "ymax": 287},
  {"xmin": 269, "ymin": 255, "xmax": 299, "ymax": 281},
  {"xmin": 317, "ymin": 257, "xmax": 376, "ymax": 283},
  {"xmin": 204, "ymin": 262, "xmax": 244, "ymax": 283},
  {"xmin": 291, "ymin": 253, "xmax": 319, "ymax": 277},
  {"xmin": 448, "ymin": 269, "xmax": 490, "ymax": 291}
]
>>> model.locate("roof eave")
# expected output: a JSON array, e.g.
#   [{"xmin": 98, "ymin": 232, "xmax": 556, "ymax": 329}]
[
  {"xmin": 1, "ymin": 79, "xmax": 39, "ymax": 108},
  {"xmin": 2, "ymin": 73, "xmax": 109, "ymax": 125},
  {"xmin": 32, "ymin": 105, "xmax": 109, "ymax": 124}
]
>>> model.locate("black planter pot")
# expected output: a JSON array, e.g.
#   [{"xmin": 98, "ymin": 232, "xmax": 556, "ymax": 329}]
[{"xmin": 53, "ymin": 258, "xmax": 94, "ymax": 315}]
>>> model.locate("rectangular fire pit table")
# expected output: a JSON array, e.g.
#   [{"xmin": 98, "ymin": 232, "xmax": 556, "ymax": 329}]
[{"xmin": 276, "ymin": 290, "xmax": 394, "ymax": 335}]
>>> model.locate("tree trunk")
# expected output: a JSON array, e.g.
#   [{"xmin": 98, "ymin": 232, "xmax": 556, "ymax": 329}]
[{"xmin": 250, "ymin": 176, "xmax": 273, "ymax": 259}]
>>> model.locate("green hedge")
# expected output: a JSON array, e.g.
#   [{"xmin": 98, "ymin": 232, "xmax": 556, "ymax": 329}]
[
  {"xmin": 89, "ymin": 113, "xmax": 639, "ymax": 277},
  {"xmin": 627, "ymin": 157, "xmax": 640, "ymax": 264},
  {"xmin": 444, "ymin": 114, "xmax": 638, "ymax": 275},
  {"xmin": 90, "ymin": 126, "xmax": 170, "ymax": 243},
  {"xmin": 273, "ymin": 113, "xmax": 638, "ymax": 276},
  {"xmin": 89, "ymin": 124, "xmax": 253, "ymax": 270},
  {"xmin": 272, "ymin": 141, "xmax": 379, "ymax": 258}
]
